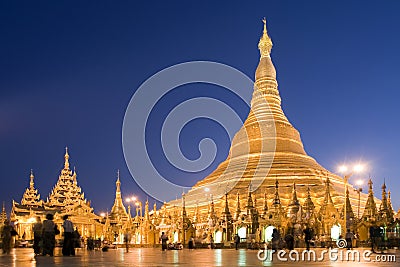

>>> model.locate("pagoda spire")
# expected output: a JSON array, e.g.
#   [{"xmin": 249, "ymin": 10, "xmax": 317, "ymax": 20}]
[
  {"xmin": 181, "ymin": 192, "xmax": 187, "ymax": 217},
  {"xmin": 323, "ymin": 177, "xmax": 334, "ymax": 205},
  {"xmin": 361, "ymin": 179, "xmax": 378, "ymax": 221},
  {"xmin": 303, "ymin": 187, "xmax": 315, "ymax": 211},
  {"xmin": 234, "ymin": 192, "xmax": 241, "ymax": 220},
  {"xmin": 109, "ymin": 170, "xmax": 128, "ymax": 221},
  {"xmin": 246, "ymin": 184, "xmax": 254, "ymax": 211},
  {"xmin": 262, "ymin": 192, "xmax": 268, "ymax": 217},
  {"xmin": 273, "ymin": 179, "xmax": 281, "ymax": 206},
  {"xmin": 64, "ymin": 146, "xmax": 70, "ymax": 170},
  {"xmin": 290, "ymin": 183, "xmax": 299, "ymax": 206},
  {"xmin": 258, "ymin": 18, "xmax": 273, "ymax": 58},
  {"xmin": 21, "ymin": 170, "xmax": 42, "ymax": 206},
  {"xmin": 287, "ymin": 182, "xmax": 300, "ymax": 220},
  {"xmin": 221, "ymin": 193, "xmax": 232, "ymax": 222},
  {"xmin": 343, "ymin": 188, "xmax": 355, "ymax": 228},
  {"xmin": 145, "ymin": 198, "xmax": 150, "ymax": 221},
  {"xmin": 388, "ymin": 190, "xmax": 394, "ymax": 219},
  {"xmin": 379, "ymin": 181, "xmax": 393, "ymax": 223},
  {"xmin": 0, "ymin": 202, "xmax": 6, "ymax": 225},
  {"xmin": 29, "ymin": 169, "xmax": 34, "ymax": 189},
  {"xmin": 223, "ymin": 193, "xmax": 230, "ymax": 215},
  {"xmin": 209, "ymin": 195, "xmax": 215, "ymax": 217}
]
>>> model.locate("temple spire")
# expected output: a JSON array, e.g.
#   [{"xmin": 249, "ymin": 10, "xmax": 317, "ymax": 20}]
[
  {"xmin": 29, "ymin": 169, "xmax": 34, "ymax": 189},
  {"xmin": 273, "ymin": 179, "xmax": 281, "ymax": 205},
  {"xmin": 181, "ymin": 192, "xmax": 187, "ymax": 217},
  {"xmin": 0, "ymin": 202, "xmax": 6, "ymax": 225},
  {"xmin": 235, "ymin": 192, "xmax": 241, "ymax": 220},
  {"xmin": 64, "ymin": 147, "xmax": 70, "ymax": 170},
  {"xmin": 262, "ymin": 192, "xmax": 268, "ymax": 216},
  {"xmin": 258, "ymin": 18, "xmax": 273, "ymax": 58},
  {"xmin": 362, "ymin": 179, "xmax": 377, "ymax": 221}
]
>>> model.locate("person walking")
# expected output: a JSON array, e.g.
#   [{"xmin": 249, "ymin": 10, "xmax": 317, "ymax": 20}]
[
  {"xmin": 345, "ymin": 229, "xmax": 354, "ymax": 250},
  {"xmin": 1, "ymin": 220, "xmax": 16, "ymax": 254},
  {"xmin": 284, "ymin": 230, "xmax": 295, "ymax": 251},
  {"xmin": 234, "ymin": 234, "xmax": 240, "ymax": 250},
  {"xmin": 32, "ymin": 216, "xmax": 43, "ymax": 255},
  {"xmin": 303, "ymin": 227, "xmax": 312, "ymax": 251},
  {"xmin": 188, "ymin": 236, "xmax": 194, "ymax": 250},
  {"xmin": 62, "ymin": 215, "xmax": 75, "ymax": 256},
  {"xmin": 42, "ymin": 213, "xmax": 57, "ymax": 256},
  {"xmin": 124, "ymin": 230, "xmax": 130, "ymax": 253},
  {"xmin": 160, "ymin": 232, "xmax": 168, "ymax": 251}
]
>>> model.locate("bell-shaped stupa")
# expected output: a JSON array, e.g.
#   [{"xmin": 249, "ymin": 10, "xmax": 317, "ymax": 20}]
[{"xmin": 171, "ymin": 20, "xmax": 368, "ymax": 215}]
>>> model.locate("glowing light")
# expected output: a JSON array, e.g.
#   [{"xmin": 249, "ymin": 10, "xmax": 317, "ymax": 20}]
[
  {"xmin": 204, "ymin": 187, "xmax": 210, "ymax": 192},
  {"xmin": 100, "ymin": 213, "xmax": 106, "ymax": 217},
  {"xmin": 173, "ymin": 231, "xmax": 179, "ymax": 243},
  {"xmin": 356, "ymin": 180, "xmax": 364, "ymax": 186},
  {"xmin": 331, "ymin": 224, "xmax": 341, "ymax": 240},
  {"xmin": 215, "ymin": 231, "xmax": 223, "ymax": 243},
  {"xmin": 353, "ymin": 164, "xmax": 364, "ymax": 173},
  {"xmin": 338, "ymin": 165, "xmax": 348, "ymax": 173},
  {"xmin": 238, "ymin": 227, "xmax": 247, "ymax": 239},
  {"xmin": 264, "ymin": 226, "xmax": 275, "ymax": 242}
]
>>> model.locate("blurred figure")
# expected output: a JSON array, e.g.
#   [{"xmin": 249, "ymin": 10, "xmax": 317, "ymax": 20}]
[
  {"xmin": 42, "ymin": 213, "xmax": 56, "ymax": 256},
  {"xmin": 160, "ymin": 232, "xmax": 168, "ymax": 251},
  {"xmin": 124, "ymin": 230, "xmax": 130, "ymax": 252},
  {"xmin": 1, "ymin": 220, "xmax": 16, "ymax": 254},
  {"xmin": 303, "ymin": 227, "xmax": 312, "ymax": 251},
  {"xmin": 62, "ymin": 215, "xmax": 75, "ymax": 256},
  {"xmin": 32, "ymin": 216, "xmax": 43, "ymax": 255},
  {"xmin": 284, "ymin": 230, "xmax": 294, "ymax": 251},
  {"xmin": 188, "ymin": 236, "xmax": 194, "ymax": 250},
  {"xmin": 345, "ymin": 229, "xmax": 354, "ymax": 250},
  {"xmin": 234, "ymin": 234, "xmax": 240, "ymax": 250}
]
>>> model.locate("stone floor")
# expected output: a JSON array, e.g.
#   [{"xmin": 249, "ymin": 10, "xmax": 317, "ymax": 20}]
[{"xmin": 0, "ymin": 247, "xmax": 398, "ymax": 266}]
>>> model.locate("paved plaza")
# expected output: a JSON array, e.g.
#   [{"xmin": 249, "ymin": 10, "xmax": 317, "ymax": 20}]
[{"xmin": 0, "ymin": 247, "xmax": 399, "ymax": 267}]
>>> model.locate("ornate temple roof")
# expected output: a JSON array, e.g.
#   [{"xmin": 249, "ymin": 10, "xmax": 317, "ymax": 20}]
[
  {"xmin": 46, "ymin": 148, "xmax": 91, "ymax": 212},
  {"xmin": 20, "ymin": 170, "xmax": 42, "ymax": 207}
]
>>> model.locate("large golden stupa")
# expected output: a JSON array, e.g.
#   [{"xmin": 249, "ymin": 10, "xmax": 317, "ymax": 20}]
[{"xmin": 170, "ymin": 20, "xmax": 369, "ymax": 215}]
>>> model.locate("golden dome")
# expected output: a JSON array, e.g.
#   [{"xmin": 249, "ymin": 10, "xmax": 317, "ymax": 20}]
[{"xmin": 255, "ymin": 56, "xmax": 276, "ymax": 80}]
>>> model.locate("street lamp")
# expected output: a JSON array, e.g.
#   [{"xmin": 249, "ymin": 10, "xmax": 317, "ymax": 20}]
[
  {"xmin": 338, "ymin": 164, "xmax": 365, "ymax": 233},
  {"xmin": 354, "ymin": 180, "xmax": 363, "ymax": 220}
]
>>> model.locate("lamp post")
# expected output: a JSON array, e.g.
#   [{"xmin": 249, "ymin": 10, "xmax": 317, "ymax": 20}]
[
  {"xmin": 338, "ymin": 164, "xmax": 364, "ymax": 233},
  {"xmin": 354, "ymin": 180, "xmax": 363, "ymax": 220}
]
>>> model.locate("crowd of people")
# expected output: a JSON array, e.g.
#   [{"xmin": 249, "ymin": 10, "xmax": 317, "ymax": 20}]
[
  {"xmin": 0, "ymin": 213, "xmax": 81, "ymax": 256},
  {"xmin": 0, "ymin": 220, "xmax": 389, "ymax": 255}
]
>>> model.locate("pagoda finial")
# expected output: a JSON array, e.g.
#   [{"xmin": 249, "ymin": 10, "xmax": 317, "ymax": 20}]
[
  {"xmin": 262, "ymin": 192, "xmax": 268, "ymax": 216},
  {"xmin": 235, "ymin": 192, "xmax": 241, "ymax": 219},
  {"xmin": 258, "ymin": 17, "xmax": 273, "ymax": 58},
  {"xmin": 116, "ymin": 170, "xmax": 121, "ymax": 193},
  {"xmin": 368, "ymin": 179, "xmax": 373, "ymax": 193},
  {"xmin": 29, "ymin": 169, "xmax": 34, "ymax": 189},
  {"xmin": 273, "ymin": 179, "xmax": 280, "ymax": 205},
  {"xmin": 64, "ymin": 147, "xmax": 70, "ymax": 169}
]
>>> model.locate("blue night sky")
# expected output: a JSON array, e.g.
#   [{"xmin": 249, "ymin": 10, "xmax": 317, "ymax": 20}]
[{"xmin": 1, "ymin": 1, "xmax": 400, "ymax": 214}]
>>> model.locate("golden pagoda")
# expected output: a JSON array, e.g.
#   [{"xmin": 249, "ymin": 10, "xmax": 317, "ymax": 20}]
[
  {"xmin": 11, "ymin": 148, "xmax": 103, "ymax": 241},
  {"xmin": 163, "ymin": 19, "xmax": 376, "ymax": 241}
]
